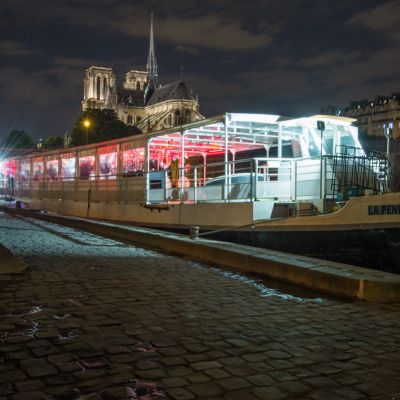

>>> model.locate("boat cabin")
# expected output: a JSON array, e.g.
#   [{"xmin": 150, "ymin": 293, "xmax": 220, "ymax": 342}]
[{"xmin": 0, "ymin": 113, "xmax": 388, "ymax": 214}]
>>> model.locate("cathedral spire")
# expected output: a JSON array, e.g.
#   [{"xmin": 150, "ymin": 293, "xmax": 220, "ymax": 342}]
[{"xmin": 146, "ymin": 12, "xmax": 158, "ymax": 89}]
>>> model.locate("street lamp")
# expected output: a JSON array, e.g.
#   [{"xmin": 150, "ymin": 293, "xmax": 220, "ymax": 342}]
[
  {"xmin": 317, "ymin": 120, "xmax": 325, "ymax": 157},
  {"xmin": 317, "ymin": 120, "xmax": 326, "ymax": 200},
  {"xmin": 83, "ymin": 119, "xmax": 90, "ymax": 145},
  {"xmin": 383, "ymin": 122, "xmax": 393, "ymax": 158}
]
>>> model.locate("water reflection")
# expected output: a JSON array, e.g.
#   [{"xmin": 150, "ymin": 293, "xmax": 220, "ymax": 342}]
[{"xmin": 189, "ymin": 261, "xmax": 337, "ymax": 303}]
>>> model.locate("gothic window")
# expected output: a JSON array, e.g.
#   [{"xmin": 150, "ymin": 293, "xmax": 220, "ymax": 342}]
[
  {"xmin": 168, "ymin": 114, "xmax": 172, "ymax": 126},
  {"xmin": 185, "ymin": 109, "xmax": 191, "ymax": 123},
  {"xmin": 127, "ymin": 116, "xmax": 133, "ymax": 125},
  {"xmin": 136, "ymin": 81, "xmax": 141, "ymax": 91},
  {"xmin": 104, "ymin": 77, "xmax": 108, "ymax": 92},
  {"xmin": 136, "ymin": 116, "xmax": 142, "ymax": 123},
  {"xmin": 96, "ymin": 77, "xmax": 101, "ymax": 100},
  {"xmin": 174, "ymin": 110, "xmax": 181, "ymax": 125}
]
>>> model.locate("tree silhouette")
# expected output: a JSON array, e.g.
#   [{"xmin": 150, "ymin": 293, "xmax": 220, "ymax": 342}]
[
  {"xmin": 71, "ymin": 109, "xmax": 141, "ymax": 146},
  {"xmin": 42, "ymin": 136, "xmax": 64, "ymax": 150},
  {"xmin": 3, "ymin": 130, "xmax": 36, "ymax": 149}
]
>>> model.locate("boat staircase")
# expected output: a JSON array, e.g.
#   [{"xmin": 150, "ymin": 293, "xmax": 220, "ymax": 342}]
[{"xmin": 329, "ymin": 145, "xmax": 391, "ymax": 200}]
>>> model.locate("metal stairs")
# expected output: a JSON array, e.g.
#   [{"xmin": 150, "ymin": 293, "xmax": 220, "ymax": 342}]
[{"xmin": 329, "ymin": 145, "xmax": 391, "ymax": 200}]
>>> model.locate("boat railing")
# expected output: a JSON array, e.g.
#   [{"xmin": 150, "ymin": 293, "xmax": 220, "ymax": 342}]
[
  {"xmin": 9, "ymin": 154, "xmax": 383, "ymax": 205},
  {"xmin": 325, "ymin": 151, "xmax": 390, "ymax": 197},
  {"xmin": 144, "ymin": 156, "xmax": 328, "ymax": 203}
]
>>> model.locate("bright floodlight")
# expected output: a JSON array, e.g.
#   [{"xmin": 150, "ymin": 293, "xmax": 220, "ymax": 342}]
[{"xmin": 83, "ymin": 119, "xmax": 90, "ymax": 128}]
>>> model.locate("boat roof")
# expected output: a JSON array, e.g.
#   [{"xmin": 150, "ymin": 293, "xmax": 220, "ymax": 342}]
[{"xmin": 2, "ymin": 112, "xmax": 359, "ymax": 160}]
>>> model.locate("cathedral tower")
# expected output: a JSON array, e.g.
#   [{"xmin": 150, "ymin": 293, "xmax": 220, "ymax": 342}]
[
  {"xmin": 82, "ymin": 66, "xmax": 117, "ymax": 110},
  {"xmin": 81, "ymin": 13, "xmax": 203, "ymax": 132},
  {"xmin": 144, "ymin": 13, "xmax": 158, "ymax": 104}
]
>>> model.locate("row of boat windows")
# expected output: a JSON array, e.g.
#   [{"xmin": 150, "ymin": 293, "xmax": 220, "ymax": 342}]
[
  {"xmin": 0, "ymin": 148, "xmax": 145, "ymax": 181},
  {"xmin": 1, "ymin": 144, "xmax": 299, "ymax": 183}
]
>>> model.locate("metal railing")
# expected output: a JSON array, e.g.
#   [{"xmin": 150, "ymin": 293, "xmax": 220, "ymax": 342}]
[
  {"xmin": 329, "ymin": 149, "xmax": 390, "ymax": 198},
  {"xmin": 4, "ymin": 154, "xmax": 387, "ymax": 205},
  {"xmin": 6, "ymin": 156, "xmax": 330, "ymax": 205}
]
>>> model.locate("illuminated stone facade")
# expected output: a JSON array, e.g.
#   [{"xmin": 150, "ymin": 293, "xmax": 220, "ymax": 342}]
[
  {"xmin": 341, "ymin": 93, "xmax": 400, "ymax": 139},
  {"xmin": 82, "ymin": 66, "xmax": 203, "ymax": 133},
  {"xmin": 81, "ymin": 15, "xmax": 203, "ymax": 133}
]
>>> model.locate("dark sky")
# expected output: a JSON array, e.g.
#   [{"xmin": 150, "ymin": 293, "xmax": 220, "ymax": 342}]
[{"xmin": 0, "ymin": 0, "xmax": 399, "ymax": 140}]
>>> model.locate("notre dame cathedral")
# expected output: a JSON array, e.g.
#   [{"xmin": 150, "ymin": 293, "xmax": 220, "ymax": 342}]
[{"xmin": 81, "ymin": 14, "xmax": 204, "ymax": 133}]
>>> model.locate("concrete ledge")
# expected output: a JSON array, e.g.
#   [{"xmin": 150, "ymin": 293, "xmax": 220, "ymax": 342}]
[
  {"xmin": 4, "ymin": 207, "xmax": 400, "ymax": 302},
  {"xmin": 0, "ymin": 244, "xmax": 28, "ymax": 275}
]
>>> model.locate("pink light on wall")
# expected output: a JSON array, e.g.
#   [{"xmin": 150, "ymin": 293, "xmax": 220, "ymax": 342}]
[
  {"xmin": 33, "ymin": 159, "xmax": 44, "ymax": 181},
  {"xmin": 20, "ymin": 162, "xmax": 30, "ymax": 181},
  {"xmin": 46, "ymin": 160, "xmax": 59, "ymax": 180},
  {"xmin": 0, "ymin": 160, "xmax": 16, "ymax": 177},
  {"xmin": 79, "ymin": 156, "xmax": 95, "ymax": 178},
  {"xmin": 99, "ymin": 152, "xmax": 117, "ymax": 177},
  {"xmin": 122, "ymin": 148, "xmax": 144, "ymax": 173},
  {"xmin": 61, "ymin": 157, "xmax": 76, "ymax": 179}
]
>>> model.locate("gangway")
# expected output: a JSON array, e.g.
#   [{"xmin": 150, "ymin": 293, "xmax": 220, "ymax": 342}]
[{"xmin": 329, "ymin": 145, "xmax": 391, "ymax": 200}]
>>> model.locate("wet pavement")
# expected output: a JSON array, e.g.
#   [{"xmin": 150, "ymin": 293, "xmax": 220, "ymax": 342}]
[{"xmin": 0, "ymin": 211, "xmax": 400, "ymax": 400}]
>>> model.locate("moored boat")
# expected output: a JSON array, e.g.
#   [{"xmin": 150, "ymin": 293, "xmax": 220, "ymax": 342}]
[{"xmin": 1, "ymin": 113, "xmax": 398, "ymax": 271}]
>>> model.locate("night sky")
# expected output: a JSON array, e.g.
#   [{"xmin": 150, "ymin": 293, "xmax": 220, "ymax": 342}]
[{"xmin": 1, "ymin": 0, "xmax": 399, "ymax": 140}]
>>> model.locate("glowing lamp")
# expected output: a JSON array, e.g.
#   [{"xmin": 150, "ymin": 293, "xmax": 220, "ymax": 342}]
[{"xmin": 83, "ymin": 119, "xmax": 91, "ymax": 144}]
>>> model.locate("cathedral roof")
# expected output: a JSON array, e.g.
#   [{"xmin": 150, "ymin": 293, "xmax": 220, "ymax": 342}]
[
  {"xmin": 116, "ymin": 80, "xmax": 195, "ymax": 108},
  {"xmin": 117, "ymin": 88, "xmax": 145, "ymax": 107},
  {"xmin": 146, "ymin": 81, "xmax": 193, "ymax": 106}
]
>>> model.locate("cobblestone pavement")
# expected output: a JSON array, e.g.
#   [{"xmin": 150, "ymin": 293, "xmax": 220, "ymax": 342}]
[{"xmin": 1, "ymin": 211, "xmax": 400, "ymax": 400}]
